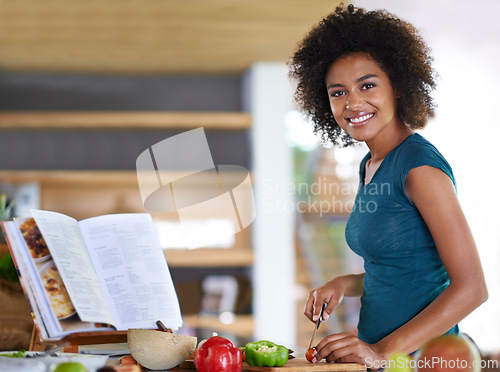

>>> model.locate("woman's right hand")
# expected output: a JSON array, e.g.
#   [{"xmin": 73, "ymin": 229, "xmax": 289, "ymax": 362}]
[
  {"xmin": 305, "ymin": 273, "xmax": 364, "ymax": 323},
  {"xmin": 304, "ymin": 276, "xmax": 348, "ymax": 323}
]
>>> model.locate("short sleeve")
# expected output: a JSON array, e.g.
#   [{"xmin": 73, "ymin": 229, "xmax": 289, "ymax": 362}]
[{"xmin": 394, "ymin": 140, "xmax": 456, "ymax": 205}]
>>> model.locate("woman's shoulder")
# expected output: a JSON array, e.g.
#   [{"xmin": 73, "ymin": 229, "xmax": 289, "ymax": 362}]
[
  {"xmin": 394, "ymin": 133, "xmax": 447, "ymax": 164},
  {"xmin": 393, "ymin": 133, "xmax": 455, "ymax": 187}
]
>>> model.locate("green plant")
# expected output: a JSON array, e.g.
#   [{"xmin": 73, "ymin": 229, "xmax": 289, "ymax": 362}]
[
  {"xmin": 0, "ymin": 193, "xmax": 18, "ymax": 282},
  {"xmin": 0, "ymin": 253, "xmax": 19, "ymax": 282},
  {"xmin": 0, "ymin": 193, "xmax": 15, "ymax": 244}
]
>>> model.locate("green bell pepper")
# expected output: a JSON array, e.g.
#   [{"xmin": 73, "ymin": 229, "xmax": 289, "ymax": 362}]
[{"xmin": 245, "ymin": 340, "xmax": 289, "ymax": 367}]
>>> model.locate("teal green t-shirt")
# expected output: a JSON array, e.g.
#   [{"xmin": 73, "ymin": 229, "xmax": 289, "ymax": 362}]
[{"xmin": 345, "ymin": 133, "xmax": 459, "ymax": 344}]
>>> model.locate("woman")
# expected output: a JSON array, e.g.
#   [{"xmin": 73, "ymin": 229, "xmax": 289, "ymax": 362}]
[{"xmin": 288, "ymin": 4, "xmax": 488, "ymax": 367}]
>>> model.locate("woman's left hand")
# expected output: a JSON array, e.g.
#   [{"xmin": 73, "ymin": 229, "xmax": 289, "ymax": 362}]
[{"xmin": 313, "ymin": 332, "xmax": 386, "ymax": 369}]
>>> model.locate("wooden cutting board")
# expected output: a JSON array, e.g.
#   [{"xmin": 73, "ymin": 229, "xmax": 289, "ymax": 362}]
[{"xmin": 179, "ymin": 358, "xmax": 366, "ymax": 371}]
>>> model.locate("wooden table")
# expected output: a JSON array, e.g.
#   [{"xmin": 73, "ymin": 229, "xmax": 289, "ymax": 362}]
[{"xmin": 106, "ymin": 357, "xmax": 367, "ymax": 371}]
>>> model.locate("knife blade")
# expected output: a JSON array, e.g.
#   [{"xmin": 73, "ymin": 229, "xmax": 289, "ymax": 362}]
[{"xmin": 307, "ymin": 302, "xmax": 326, "ymax": 350}]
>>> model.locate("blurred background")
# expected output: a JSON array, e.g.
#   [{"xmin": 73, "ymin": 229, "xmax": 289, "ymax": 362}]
[{"xmin": 0, "ymin": 0, "xmax": 498, "ymax": 358}]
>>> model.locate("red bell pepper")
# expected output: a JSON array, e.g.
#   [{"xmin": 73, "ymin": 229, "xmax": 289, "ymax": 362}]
[{"xmin": 194, "ymin": 336, "xmax": 242, "ymax": 372}]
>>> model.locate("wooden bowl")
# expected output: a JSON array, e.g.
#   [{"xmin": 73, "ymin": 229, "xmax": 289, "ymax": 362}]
[{"xmin": 127, "ymin": 329, "xmax": 197, "ymax": 370}]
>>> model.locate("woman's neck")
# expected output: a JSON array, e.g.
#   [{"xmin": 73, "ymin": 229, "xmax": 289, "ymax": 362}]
[{"xmin": 366, "ymin": 125, "xmax": 414, "ymax": 161}]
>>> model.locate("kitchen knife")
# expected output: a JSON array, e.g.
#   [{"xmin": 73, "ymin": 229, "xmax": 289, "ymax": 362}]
[{"xmin": 307, "ymin": 302, "xmax": 326, "ymax": 350}]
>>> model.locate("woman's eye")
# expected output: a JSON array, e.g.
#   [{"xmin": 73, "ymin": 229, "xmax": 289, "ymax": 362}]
[
  {"xmin": 330, "ymin": 90, "xmax": 345, "ymax": 98},
  {"xmin": 362, "ymin": 83, "xmax": 375, "ymax": 90}
]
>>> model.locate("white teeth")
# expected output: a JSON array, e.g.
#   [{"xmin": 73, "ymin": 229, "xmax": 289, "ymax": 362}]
[{"xmin": 350, "ymin": 114, "xmax": 373, "ymax": 123}]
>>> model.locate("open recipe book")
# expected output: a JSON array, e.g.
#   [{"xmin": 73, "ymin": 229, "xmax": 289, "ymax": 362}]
[{"xmin": 1, "ymin": 209, "xmax": 182, "ymax": 341}]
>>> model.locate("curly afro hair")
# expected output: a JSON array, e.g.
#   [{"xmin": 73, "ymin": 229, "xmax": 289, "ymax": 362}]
[{"xmin": 288, "ymin": 3, "xmax": 437, "ymax": 147}]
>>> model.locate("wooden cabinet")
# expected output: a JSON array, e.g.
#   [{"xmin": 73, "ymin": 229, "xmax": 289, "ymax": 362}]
[{"xmin": 0, "ymin": 111, "xmax": 254, "ymax": 339}]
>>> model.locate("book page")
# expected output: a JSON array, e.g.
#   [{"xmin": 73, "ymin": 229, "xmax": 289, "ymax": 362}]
[
  {"xmin": 31, "ymin": 210, "xmax": 114, "ymax": 326},
  {"xmin": 79, "ymin": 213, "xmax": 182, "ymax": 330},
  {"xmin": 2, "ymin": 220, "xmax": 57, "ymax": 339}
]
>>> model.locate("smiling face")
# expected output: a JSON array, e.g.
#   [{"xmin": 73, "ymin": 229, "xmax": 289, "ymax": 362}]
[{"xmin": 325, "ymin": 52, "xmax": 404, "ymax": 145}]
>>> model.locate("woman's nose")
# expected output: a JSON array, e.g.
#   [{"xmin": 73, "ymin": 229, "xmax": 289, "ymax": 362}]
[{"xmin": 346, "ymin": 93, "xmax": 363, "ymax": 110}]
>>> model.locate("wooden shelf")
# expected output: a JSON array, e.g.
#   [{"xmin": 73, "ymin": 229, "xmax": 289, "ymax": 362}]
[
  {"xmin": 0, "ymin": 170, "xmax": 251, "ymax": 188},
  {"xmin": 0, "ymin": 170, "xmax": 139, "ymax": 186},
  {"xmin": 0, "ymin": 111, "xmax": 252, "ymax": 130},
  {"xmin": 0, "ymin": 170, "xmax": 247, "ymax": 187},
  {"xmin": 183, "ymin": 314, "xmax": 253, "ymax": 339},
  {"xmin": 165, "ymin": 248, "xmax": 253, "ymax": 268}
]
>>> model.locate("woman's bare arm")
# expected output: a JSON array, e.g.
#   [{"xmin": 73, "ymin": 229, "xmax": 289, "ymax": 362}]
[{"xmin": 375, "ymin": 165, "xmax": 488, "ymax": 355}]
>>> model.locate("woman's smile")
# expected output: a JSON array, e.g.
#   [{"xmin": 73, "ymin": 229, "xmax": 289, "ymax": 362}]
[{"xmin": 347, "ymin": 113, "xmax": 374, "ymax": 126}]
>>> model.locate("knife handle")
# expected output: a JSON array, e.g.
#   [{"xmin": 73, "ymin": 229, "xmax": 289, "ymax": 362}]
[{"xmin": 316, "ymin": 303, "xmax": 327, "ymax": 330}]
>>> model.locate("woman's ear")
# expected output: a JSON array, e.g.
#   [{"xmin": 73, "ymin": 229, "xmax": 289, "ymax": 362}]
[{"xmin": 394, "ymin": 87, "xmax": 401, "ymax": 99}]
